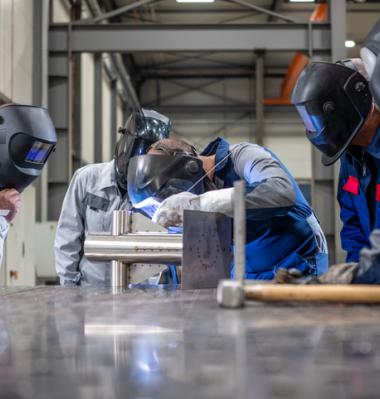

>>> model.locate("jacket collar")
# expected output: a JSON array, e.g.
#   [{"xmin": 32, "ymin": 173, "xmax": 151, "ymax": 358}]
[
  {"xmin": 98, "ymin": 160, "xmax": 118, "ymax": 190},
  {"xmin": 200, "ymin": 137, "xmax": 230, "ymax": 172}
]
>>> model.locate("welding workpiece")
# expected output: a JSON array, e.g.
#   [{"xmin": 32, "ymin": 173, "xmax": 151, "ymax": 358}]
[{"xmin": 85, "ymin": 209, "xmax": 232, "ymax": 289}]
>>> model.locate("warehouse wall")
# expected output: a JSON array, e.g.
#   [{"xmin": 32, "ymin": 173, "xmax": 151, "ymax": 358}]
[
  {"xmin": 0, "ymin": 0, "xmax": 33, "ymax": 102},
  {"xmin": 141, "ymin": 76, "xmax": 311, "ymax": 180}
]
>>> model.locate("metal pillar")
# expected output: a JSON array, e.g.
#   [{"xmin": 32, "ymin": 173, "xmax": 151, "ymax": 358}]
[
  {"xmin": 111, "ymin": 210, "xmax": 129, "ymax": 288},
  {"xmin": 110, "ymin": 78, "xmax": 117, "ymax": 159},
  {"xmin": 233, "ymin": 181, "xmax": 246, "ymax": 281},
  {"xmin": 33, "ymin": 0, "xmax": 49, "ymax": 221},
  {"xmin": 310, "ymin": 0, "xmax": 346, "ymax": 265},
  {"xmin": 94, "ymin": 53, "xmax": 103, "ymax": 163},
  {"xmin": 255, "ymin": 51, "xmax": 264, "ymax": 145},
  {"xmin": 331, "ymin": 0, "xmax": 347, "ymax": 264}
]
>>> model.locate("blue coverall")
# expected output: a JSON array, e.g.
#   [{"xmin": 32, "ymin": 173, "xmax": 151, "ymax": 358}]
[
  {"xmin": 200, "ymin": 137, "xmax": 328, "ymax": 279},
  {"xmin": 338, "ymin": 143, "xmax": 380, "ymax": 262}
]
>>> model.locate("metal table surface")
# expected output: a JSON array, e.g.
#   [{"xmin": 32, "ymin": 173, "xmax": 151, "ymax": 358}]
[{"xmin": 0, "ymin": 286, "xmax": 380, "ymax": 399}]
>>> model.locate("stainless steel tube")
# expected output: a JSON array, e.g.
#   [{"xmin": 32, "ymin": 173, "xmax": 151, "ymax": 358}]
[
  {"xmin": 111, "ymin": 210, "xmax": 129, "ymax": 287},
  {"xmin": 85, "ymin": 232, "xmax": 183, "ymax": 264},
  {"xmin": 233, "ymin": 180, "xmax": 246, "ymax": 281}
]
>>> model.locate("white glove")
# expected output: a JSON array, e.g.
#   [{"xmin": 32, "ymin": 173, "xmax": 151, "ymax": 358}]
[
  {"xmin": 152, "ymin": 188, "xmax": 235, "ymax": 228},
  {"xmin": 197, "ymin": 187, "xmax": 234, "ymax": 216},
  {"xmin": 152, "ymin": 192, "xmax": 200, "ymax": 227}
]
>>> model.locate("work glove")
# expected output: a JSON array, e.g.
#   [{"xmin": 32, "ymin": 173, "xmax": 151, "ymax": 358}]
[
  {"xmin": 274, "ymin": 263, "xmax": 358, "ymax": 285},
  {"xmin": 152, "ymin": 188, "xmax": 234, "ymax": 228}
]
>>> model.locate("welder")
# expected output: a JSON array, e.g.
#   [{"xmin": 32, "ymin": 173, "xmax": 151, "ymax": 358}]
[
  {"xmin": 128, "ymin": 137, "xmax": 328, "ymax": 280},
  {"xmin": 0, "ymin": 103, "xmax": 57, "ymax": 263},
  {"xmin": 54, "ymin": 109, "xmax": 172, "ymax": 286},
  {"xmin": 292, "ymin": 58, "xmax": 380, "ymax": 268}
]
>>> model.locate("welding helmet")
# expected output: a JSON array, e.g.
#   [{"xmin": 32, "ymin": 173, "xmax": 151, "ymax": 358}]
[
  {"xmin": 291, "ymin": 62, "xmax": 372, "ymax": 166},
  {"xmin": 0, "ymin": 104, "xmax": 57, "ymax": 192},
  {"xmin": 361, "ymin": 19, "xmax": 380, "ymax": 108},
  {"xmin": 114, "ymin": 108, "xmax": 171, "ymax": 190},
  {"xmin": 127, "ymin": 143, "xmax": 204, "ymax": 207}
]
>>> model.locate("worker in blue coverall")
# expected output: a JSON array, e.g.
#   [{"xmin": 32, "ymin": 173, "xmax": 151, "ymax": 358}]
[
  {"xmin": 291, "ymin": 53, "xmax": 380, "ymax": 284},
  {"xmin": 127, "ymin": 137, "xmax": 328, "ymax": 280}
]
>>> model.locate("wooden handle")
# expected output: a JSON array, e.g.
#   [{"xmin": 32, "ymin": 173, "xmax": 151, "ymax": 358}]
[{"xmin": 244, "ymin": 284, "xmax": 380, "ymax": 303}]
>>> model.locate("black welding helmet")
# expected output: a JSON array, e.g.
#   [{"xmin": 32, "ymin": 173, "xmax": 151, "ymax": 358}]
[
  {"xmin": 0, "ymin": 104, "xmax": 57, "ymax": 192},
  {"xmin": 114, "ymin": 108, "xmax": 172, "ymax": 190},
  {"xmin": 361, "ymin": 19, "xmax": 380, "ymax": 109},
  {"xmin": 127, "ymin": 151, "xmax": 204, "ymax": 208},
  {"xmin": 292, "ymin": 62, "xmax": 372, "ymax": 166}
]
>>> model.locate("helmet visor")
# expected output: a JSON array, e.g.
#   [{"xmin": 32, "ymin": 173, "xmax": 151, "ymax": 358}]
[
  {"xmin": 295, "ymin": 75, "xmax": 371, "ymax": 165},
  {"xmin": 127, "ymin": 154, "xmax": 204, "ymax": 207}
]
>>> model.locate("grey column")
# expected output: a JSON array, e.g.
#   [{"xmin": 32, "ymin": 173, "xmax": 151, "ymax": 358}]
[
  {"xmin": 110, "ymin": 78, "xmax": 117, "ymax": 158},
  {"xmin": 255, "ymin": 50, "xmax": 264, "ymax": 145},
  {"xmin": 331, "ymin": 0, "xmax": 347, "ymax": 263},
  {"xmin": 311, "ymin": 0, "xmax": 346, "ymax": 265},
  {"xmin": 94, "ymin": 53, "xmax": 103, "ymax": 163},
  {"xmin": 33, "ymin": 0, "xmax": 49, "ymax": 221}
]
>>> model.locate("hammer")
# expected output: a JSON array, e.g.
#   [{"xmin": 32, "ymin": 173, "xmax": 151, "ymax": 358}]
[{"xmin": 217, "ymin": 280, "xmax": 380, "ymax": 308}]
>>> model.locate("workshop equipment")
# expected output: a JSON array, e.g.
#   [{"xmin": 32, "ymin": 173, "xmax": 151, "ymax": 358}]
[
  {"xmin": 84, "ymin": 211, "xmax": 181, "ymax": 287},
  {"xmin": 217, "ymin": 282, "xmax": 380, "ymax": 307},
  {"xmin": 84, "ymin": 209, "xmax": 232, "ymax": 289}
]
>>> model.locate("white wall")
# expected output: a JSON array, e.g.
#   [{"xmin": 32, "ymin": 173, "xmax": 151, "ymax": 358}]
[
  {"xmin": 52, "ymin": 0, "xmax": 70, "ymax": 23},
  {"xmin": 0, "ymin": 0, "xmax": 33, "ymax": 103},
  {"xmin": 81, "ymin": 53, "xmax": 95, "ymax": 164},
  {"xmin": 102, "ymin": 71, "xmax": 112, "ymax": 162}
]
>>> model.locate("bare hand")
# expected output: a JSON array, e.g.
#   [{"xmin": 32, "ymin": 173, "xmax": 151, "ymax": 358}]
[{"xmin": 0, "ymin": 189, "xmax": 22, "ymax": 222}]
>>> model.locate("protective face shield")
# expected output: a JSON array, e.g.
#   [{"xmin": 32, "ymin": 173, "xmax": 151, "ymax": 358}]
[
  {"xmin": 127, "ymin": 154, "xmax": 204, "ymax": 217},
  {"xmin": 361, "ymin": 19, "xmax": 380, "ymax": 109},
  {"xmin": 0, "ymin": 104, "xmax": 57, "ymax": 191},
  {"xmin": 114, "ymin": 109, "xmax": 171, "ymax": 190},
  {"xmin": 292, "ymin": 62, "xmax": 372, "ymax": 166}
]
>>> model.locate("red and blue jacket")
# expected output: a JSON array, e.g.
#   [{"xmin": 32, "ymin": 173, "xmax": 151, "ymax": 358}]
[{"xmin": 338, "ymin": 146, "xmax": 380, "ymax": 262}]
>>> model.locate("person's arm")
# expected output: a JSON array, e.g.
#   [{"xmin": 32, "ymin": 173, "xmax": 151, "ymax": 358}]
[
  {"xmin": 337, "ymin": 168, "xmax": 368, "ymax": 262},
  {"xmin": 0, "ymin": 217, "xmax": 9, "ymax": 265},
  {"xmin": 0, "ymin": 189, "xmax": 22, "ymax": 265},
  {"xmin": 228, "ymin": 143, "xmax": 296, "ymax": 220},
  {"xmin": 54, "ymin": 170, "xmax": 86, "ymax": 286}
]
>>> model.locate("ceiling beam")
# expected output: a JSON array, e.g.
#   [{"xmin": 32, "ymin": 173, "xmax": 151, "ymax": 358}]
[{"xmin": 49, "ymin": 23, "xmax": 331, "ymax": 53}]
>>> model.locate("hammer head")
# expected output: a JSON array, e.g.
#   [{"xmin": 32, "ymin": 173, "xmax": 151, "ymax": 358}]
[{"xmin": 217, "ymin": 279, "xmax": 245, "ymax": 308}]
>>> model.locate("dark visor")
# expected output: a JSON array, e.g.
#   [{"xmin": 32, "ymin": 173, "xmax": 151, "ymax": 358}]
[
  {"xmin": 25, "ymin": 141, "xmax": 54, "ymax": 164},
  {"xmin": 296, "ymin": 98, "xmax": 364, "ymax": 164}
]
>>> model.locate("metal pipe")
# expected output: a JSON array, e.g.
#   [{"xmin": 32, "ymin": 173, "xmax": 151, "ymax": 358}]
[
  {"xmin": 85, "ymin": 232, "xmax": 183, "ymax": 264},
  {"xmin": 82, "ymin": 0, "xmax": 159, "ymax": 24},
  {"xmin": 111, "ymin": 211, "xmax": 129, "ymax": 287},
  {"xmin": 224, "ymin": 0, "xmax": 297, "ymax": 23},
  {"xmin": 233, "ymin": 181, "xmax": 246, "ymax": 281},
  {"xmin": 83, "ymin": 0, "xmax": 140, "ymax": 110}
]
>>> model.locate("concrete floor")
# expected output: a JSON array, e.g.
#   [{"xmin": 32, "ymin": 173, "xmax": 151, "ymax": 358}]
[{"xmin": 0, "ymin": 286, "xmax": 380, "ymax": 399}]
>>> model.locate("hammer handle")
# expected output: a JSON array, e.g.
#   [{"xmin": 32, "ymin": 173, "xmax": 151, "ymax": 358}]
[{"xmin": 244, "ymin": 284, "xmax": 380, "ymax": 303}]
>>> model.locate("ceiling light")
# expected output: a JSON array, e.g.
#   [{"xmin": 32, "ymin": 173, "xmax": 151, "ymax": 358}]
[
  {"xmin": 288, "ymin": 0, "xmax": 315, "ymax": 3},
  {"xmin": 345, "ymin": 40, "xmax": 356, "ymax": 48},
  {"xmin": 176, "ymin": 0, "xmax": 214, "ymax": 3}
]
